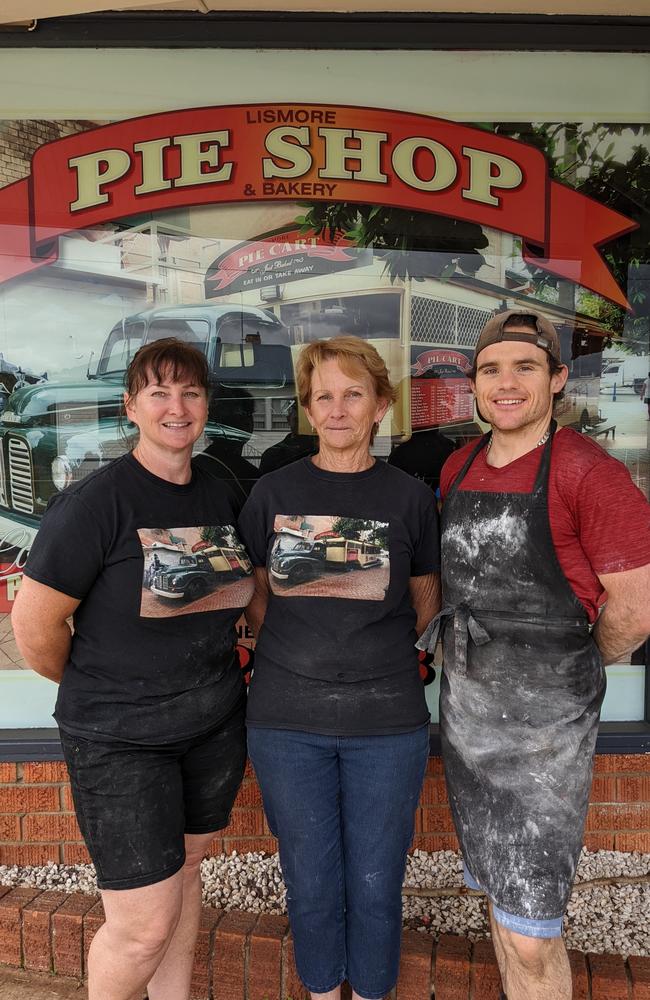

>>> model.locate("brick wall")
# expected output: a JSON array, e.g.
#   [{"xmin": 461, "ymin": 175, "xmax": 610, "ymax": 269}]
[
  {"xmin": 0, "ymin": 890, "xmax": 649, "ymax": 1000},
  {"xmin": 0, "ymin": 120, "xmax": 91, "ymax": 187},
  {"xmin": 0, "ymin": 754, "xmax": 648, "ymax": 867}
]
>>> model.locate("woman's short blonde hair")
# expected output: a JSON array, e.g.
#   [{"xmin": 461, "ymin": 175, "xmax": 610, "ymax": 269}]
[{"xmin": 295, "ymin": 336, "xmax": 397, "ymax": 410}]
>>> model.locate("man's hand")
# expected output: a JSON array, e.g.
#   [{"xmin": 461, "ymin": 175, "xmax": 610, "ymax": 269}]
[
  {"xmin": 11, "ymin": 577, "xmax": 80, "ymax": 683},
  {"xmin": 594, "ymin": 563, "xmax": 650, "ymax": 665}
]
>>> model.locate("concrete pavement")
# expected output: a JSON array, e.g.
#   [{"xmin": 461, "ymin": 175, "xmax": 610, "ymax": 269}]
[{"xmin": 0, "ymin": 968, "xmax": 86, "ymax": 1000}]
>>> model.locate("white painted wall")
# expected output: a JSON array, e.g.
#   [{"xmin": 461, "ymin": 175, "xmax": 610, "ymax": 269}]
[{"xmin": 0, "ymin": 49, "xmax": 648, "ymax": 122}]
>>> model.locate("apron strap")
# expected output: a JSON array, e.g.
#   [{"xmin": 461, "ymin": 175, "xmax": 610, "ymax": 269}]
[
  {"xmin": 531, "ymin": 418, "xmax": 558, "ymax": 495},
  {"xmin": 416, "ymin": 606, "xmax": 455, "ymax": 653},
  {"xmin": 416, "ymin": 603, "xmax": 491, "ymax": 675},
  {"xmin": 445, "ymin": 433, "xmax": 491, "ymax": 499},
  {"xmin": 447, "ymin": 419, "xmax": 558, "ymax": 500}
]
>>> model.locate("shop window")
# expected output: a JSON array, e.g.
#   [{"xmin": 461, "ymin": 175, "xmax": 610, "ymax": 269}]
[{"xmin": 0, "ymin": 50, "xmax": 647, "ymax": 736}]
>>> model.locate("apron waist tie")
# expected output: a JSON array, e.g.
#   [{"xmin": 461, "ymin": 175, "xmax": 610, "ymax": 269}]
[{"xmin": 416, "ymin": 604, "xmax": 491, "ymax": 675}]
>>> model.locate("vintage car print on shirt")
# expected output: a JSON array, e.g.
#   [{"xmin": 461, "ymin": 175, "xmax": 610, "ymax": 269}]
[
  {"xmin": 269, "ymin": 514, "xmax": 389, "ymax": 601},
  {"xmin": 138, "ymin": 524, "xmax": 253, "ymax": 617}
]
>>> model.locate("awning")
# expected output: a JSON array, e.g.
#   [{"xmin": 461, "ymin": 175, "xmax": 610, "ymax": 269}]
[{"xmin": 2, "ymin": 0, "xmax": 649, "ymax": 26}]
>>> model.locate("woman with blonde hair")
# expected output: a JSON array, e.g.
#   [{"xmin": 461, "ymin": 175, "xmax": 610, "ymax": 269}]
[{"xmin": 239, "ymin": 336, "xmax": 441, "ymax": 1000}]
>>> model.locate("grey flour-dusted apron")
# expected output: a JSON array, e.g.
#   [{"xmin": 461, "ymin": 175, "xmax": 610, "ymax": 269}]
[{"xmin": 419, "ymin": 423, "xmax": 606, "ymax": 921}]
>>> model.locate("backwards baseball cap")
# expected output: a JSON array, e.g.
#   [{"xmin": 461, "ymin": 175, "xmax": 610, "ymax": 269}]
[{"xmin": 474, "ymin": 309, "xmax": 561, "ymax": 364}]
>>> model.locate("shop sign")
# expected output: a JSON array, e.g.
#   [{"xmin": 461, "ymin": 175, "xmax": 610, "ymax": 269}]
[
  {"xmin": 0, "ymin": 104, "xmax": 637, "ymax": 308},
  {"xmin": 205, "ymin": 228, "xmax": 366, "ymax": 297}
]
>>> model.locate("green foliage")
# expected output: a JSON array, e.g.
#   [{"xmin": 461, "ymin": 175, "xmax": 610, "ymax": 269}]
[
  {"xmin": 370, "ymin": 522, "xmax": 389, "ymax": 548},
  {"xmin": 298, "ymin": 202, "xmax": 488, "ymax": 284},
  {"xmin": 331, "ymin": 516, "xmax": 363, "ymax": 540},
  {"xmin": 492, "ymin": 122, "xmax": 650, "ymax": 338},
  {"xmin": 331, "ymin": 517, "xmax": 388, "ymax": 546},
  {"xmin": 297, "ymin": 122, "xmax": 650, "ymax": 343},
  {"xmin": 200, "ymin": 524, "xmax": 233, "ymax": 546}
]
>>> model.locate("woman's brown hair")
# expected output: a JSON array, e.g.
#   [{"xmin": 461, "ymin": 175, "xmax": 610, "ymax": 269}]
[{"xmin": 124, "ymin": 337, "xmax": 209, "ymax": 401}]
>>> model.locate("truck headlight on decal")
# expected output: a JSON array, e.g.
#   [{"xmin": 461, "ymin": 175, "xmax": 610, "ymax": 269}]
[{"xmin": 51, "ymin": 456, "xmax": 75, "ymax": 491}]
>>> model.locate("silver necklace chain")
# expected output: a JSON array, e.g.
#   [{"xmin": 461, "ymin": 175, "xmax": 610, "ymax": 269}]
[{"xmin": 486, "ymin": 426, "xmax": 551, "ymax": 455}]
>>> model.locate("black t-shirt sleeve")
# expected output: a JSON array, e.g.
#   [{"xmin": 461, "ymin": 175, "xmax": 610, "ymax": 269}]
[
  {"xmin": 237, "ymin": 484, "xmax": 269, "ymax": 567},
  {"xmin": 410, "ymin": 490, "xmax": 441, "ymax": 576},
  {"xmin": 24, "ymin": 493, "xmax": 106, "ymax": 600}
]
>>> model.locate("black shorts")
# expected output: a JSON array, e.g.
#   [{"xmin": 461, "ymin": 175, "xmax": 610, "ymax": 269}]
[{"xmin": 60, "ymin": 699, "xmax": 246, "ymax": 891}]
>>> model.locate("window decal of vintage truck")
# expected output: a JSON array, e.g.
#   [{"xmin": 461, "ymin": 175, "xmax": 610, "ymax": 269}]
[{"xmin": 0, "ymin": 304, "xmax": 293, "ymax": 542}]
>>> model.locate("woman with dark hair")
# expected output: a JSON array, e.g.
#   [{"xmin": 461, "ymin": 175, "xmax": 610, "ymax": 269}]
[
  {"xmin": 239, "ymin": 336, "xmax": 441, "ymax": 1000},
  {"xmin": 12, "ymin": 338, "xmax": 254, "ymax": 1000}
]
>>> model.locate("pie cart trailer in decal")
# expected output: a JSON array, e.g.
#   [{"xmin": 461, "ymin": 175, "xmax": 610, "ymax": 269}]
[{"xmin": 206, "ymin": 229, "xmax": 606, "ymax": 447}]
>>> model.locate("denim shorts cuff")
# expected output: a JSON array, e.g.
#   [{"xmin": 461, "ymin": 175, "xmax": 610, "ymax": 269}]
[
  {"xmin": 491, "ymin": 904, "xmax": 563, "ymax": 939},
  {"xmin": 463, "ymin": 862, "xmax": 481, "ymax": 890},
  {"xmin": 97, "ymin": 855, "xmax": 185, "ymax": 891},
  {"xmin": 463, "ymin": 863, "xmax": 563, "ymax": 939}
]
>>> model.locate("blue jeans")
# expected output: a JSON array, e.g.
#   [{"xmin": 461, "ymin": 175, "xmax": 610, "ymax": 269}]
[{"xmin": 247, "ymin": 725, "xmax": 429, "ymax": 999}]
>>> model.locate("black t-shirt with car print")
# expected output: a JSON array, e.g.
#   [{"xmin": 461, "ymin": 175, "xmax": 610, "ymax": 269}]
[
  {"xmin": 24, "ymin": 452, "xmax": 254, "ymax": 744},
  {"xmin": 238, "ymin": 457, "xmax": 440, "ymax": 736}
]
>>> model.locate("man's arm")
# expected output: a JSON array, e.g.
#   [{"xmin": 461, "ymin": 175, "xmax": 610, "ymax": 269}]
[
  {"xmin": 593, "ymin": 563, "xmax": 650, "ymax": 665},
  {"xmin": 11, "ymin": 577, "xmax": 80, "ymax": 684},
  {"xmin": 409, "ymin": 572, "xmax": 442, "ymax": 637},
  {"xmin": 244, "ymin": 567, "xmax": 271, "ymax": 638}
]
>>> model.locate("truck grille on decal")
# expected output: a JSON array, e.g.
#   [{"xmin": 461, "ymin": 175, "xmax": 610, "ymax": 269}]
[
  {"xmin": 0, "ymin": 446, "xmax": 7, "ymax": 507},
  {"xmin": 8, "ymin": 437, "xmax": 35, "ymax": 514}
]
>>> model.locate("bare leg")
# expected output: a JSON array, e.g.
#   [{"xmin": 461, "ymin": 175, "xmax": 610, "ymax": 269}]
[
  {"xmin": 490, "ymin": 913, "xmax": 571, "ymax": 1000},
  {"xmin": 147, "ymin": 831, "xmax": 218, "ymax": 1000},
  {"xmin": 488, "ymin": 904, "xmax": 508, "ymax": 992},
  {"xmin": 87, "ymin": 871, "xmax": 184, "ymax": 1000}
]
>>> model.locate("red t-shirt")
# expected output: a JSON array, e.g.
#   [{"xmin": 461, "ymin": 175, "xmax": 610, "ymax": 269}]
[{"xmin": 440, "ymin": 427, "xmax": 650, "ymax": 622}]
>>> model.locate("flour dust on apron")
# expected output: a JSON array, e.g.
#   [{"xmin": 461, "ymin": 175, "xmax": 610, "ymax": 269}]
[{"xmin": 419, "ymin": 423, "xmax": 606, "ymax": 922}]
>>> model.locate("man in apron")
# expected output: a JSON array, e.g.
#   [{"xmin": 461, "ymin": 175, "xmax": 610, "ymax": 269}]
[{"xmin": 419, "ymin": 309, "xmax": 650, "ymax": 1000}]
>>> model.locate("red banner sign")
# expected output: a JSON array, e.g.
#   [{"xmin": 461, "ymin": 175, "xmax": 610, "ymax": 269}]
[
  {"xmin": 0, "ymin": 103, "xmax": 637, "ymax": 308},
  {"xmin": 205, "ymin": 228, "xmax": 357, "ymax": 295}
]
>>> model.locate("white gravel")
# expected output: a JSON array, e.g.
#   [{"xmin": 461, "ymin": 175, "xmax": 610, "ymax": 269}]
[{"xmin": 1, "ymin": 849, "xmax": 649, "ymax": 957}]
